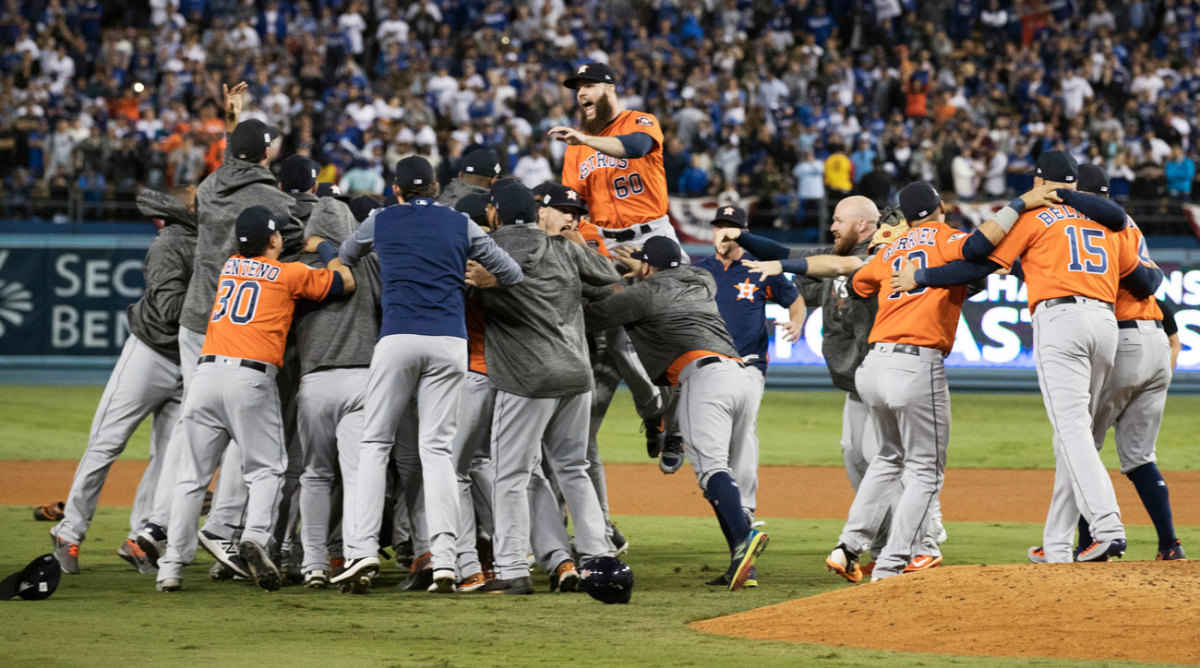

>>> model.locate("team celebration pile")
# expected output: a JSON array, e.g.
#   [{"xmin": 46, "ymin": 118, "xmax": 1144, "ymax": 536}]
[{"xmin": 12, "ymin": 1, "xmax": 1190, "ymax": 606}]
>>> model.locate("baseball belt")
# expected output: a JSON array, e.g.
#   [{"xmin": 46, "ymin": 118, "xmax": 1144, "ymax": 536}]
[
  {"xmin": 1042, "ymin": 296, "xmax": 1114, "ymax": 312},
  {"xmin": 198, "ymin": 354, "xmax": 269, "ymax": 374},
  {"xmin": 1117, "ymin": 320, "xmax": 1163, "ymax": 329}
]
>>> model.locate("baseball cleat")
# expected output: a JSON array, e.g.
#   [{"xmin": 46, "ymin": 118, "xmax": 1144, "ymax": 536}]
[
  {"xmin": 1027, "ymin": 546, "xmax": 1047, "ymax": 563},
  {"xmin": 825, "ymin": 545, "xmax": 863, "ymax": 583},
  {"xmin": 199, "ymin": 530, "xmax": 251, "ymax": 579},
  {"xmin": 398, "ymin": 551, "xmax": 434, "ymax": 591},
  {"xmin": 156, "ymin": 578, "xmax": 182, "ymax": 592},
  {"xmin": 551, "ymin": 560, "xmax": 580, "ymax": 593},
  {"xmin": 209, "ymin": 561, "xmax": 235, "ymax": 581},
  {"xmin": 428, "ymin": 568, "xmax": 457, "ymax": 593},
  {"xmin": 330, "ymin": 556, "xmax": 380, "ymax": 587},
  {"xmin": 304, "ymin": 570, "xmax": 330, "ymax": 589},
  {"xmin": 860, "ymin": 560, "xmax": 876, "ymax": 578},
  {"xmin": 611, "ymin": 525, "xmax": 629, "ymax": 557},
  {"xmin": 117, "ymin": 539, "xmax": 156, "ymax": 574},
  {"xmin": 729, "ymin": 528, "xmax": 768, "ymax": 591},
  {"xmin": 479, "ymin": 575, "xmax": 534, "ymax": 595},
  {"xmin": 393, "ymin": 539, "xmax": 414, "ymax": 571},
  {"xmin": 34, "ymin": 501, "xmax": 65, "ymax": 522},
  {"xmin": 136, "ymin": 523, "xmax": 168, "ymax": 568},
  {"xmin": 457, "ymin": 572, "xmax": 487, "ymax": 593},
  {"xmin": 706, "ymin": 566, "xmax": 756, "ymax": 588},
  {"xmin": 1157, "ymin": 541, "xmax": 1187, "ymax": 561},
  {"xmin": 1076, "ymin": 538, "xmax": 1126, "ymax": 563},
  {"xmin": 642, "ymin": 414, "xmax": 665, "ymax": 458},
  {"xmin": 51, "ymin": 530, "xmax": 80, "ymax": 575},
  {"xmin": 659, "ymin": 435, "xmax": 685, "ymax": 474},
  {"xmin": 238, "ymin": 539, "xmax": 282, "ymax": 592},
  {"xmin": 904, "ymin": 555, "xmax": 943, "ymax": 573}
]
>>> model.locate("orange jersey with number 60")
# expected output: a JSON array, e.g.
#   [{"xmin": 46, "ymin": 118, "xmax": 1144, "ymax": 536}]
[
  {"xmin": 561, "ymin": 110, "xmax": 666, "ymax": 230},
  {"xmin": 988, "ymin": 205, "xmax": 1141, "ymax": 312},
  {"xmin": 852, "ymin": 222, "xmax": 971, "ymax": 355},
  {"xmin": 202, "ymin": 255, "xmax": 335, "ymax": 368}
]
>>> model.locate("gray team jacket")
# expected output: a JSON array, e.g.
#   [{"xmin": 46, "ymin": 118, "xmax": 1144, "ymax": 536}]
[
  {"xmin": 583, "ymin": 266, "xmax": 740, "ymax": 386},
  {"xmin": 792, "ymin": 239, "xmax": 876, "ymax": 395},
  {"xmin": 479, "ymin": 225, "xmax": 621, "ymax": 398},
  {"xmin": 179, "ymin": 157, "xmax": 302, "ymax": 334},
  {"xmin": 436, "ymin": 178, "xmax": 488, "ymax": 208},
  {"xmin": 294, "ymin": 197, "xmax": 382, "ymax": 376},
  {"xmin": 128, "ymin": 190, "xmax": 197, "ymax": 364}
]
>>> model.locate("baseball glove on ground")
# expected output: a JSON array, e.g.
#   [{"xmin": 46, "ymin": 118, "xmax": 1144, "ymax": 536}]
[{"xmin": 869, "ymin": 207, "xmax": 909, "ymax": 253}]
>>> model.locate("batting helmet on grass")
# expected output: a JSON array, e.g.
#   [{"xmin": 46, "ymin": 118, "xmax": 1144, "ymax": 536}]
[{"xmin": 580, "ymin": 556, "xmax": 634, "ymax": 604}]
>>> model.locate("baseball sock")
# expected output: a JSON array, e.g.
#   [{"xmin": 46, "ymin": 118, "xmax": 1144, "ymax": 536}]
[
  {"xmin": 705, "ymin": 472, "xmax": 750, "ymax": 549},
  {"xmin": 1127, "ymin": 463, "xmax": 1177, "ymax": 549},
  {"xmin": 706, "ymin": 496, "xmax": 735, "ymax": 552},
  {"xmin": 1077, "ymin": 517, "xmax": 1093, "ymax": 551}
]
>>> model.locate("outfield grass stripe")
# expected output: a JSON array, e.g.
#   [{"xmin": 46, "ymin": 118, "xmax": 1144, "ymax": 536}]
[{"xmin": 6, "ymin": 459, "xmax": 1198, "ymax": 526}]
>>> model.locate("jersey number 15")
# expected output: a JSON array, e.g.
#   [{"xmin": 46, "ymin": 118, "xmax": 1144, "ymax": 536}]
[
  {"xmin": 1064, "ymin": 225, "xmax": 1108, "ymax": 275},
  {"xmin": 211, "ymin": 279, "xmax": 261, "ymax": 325}
]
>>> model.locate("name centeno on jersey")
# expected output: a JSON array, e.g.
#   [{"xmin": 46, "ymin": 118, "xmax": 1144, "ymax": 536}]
[
  {"xmin": 578, "ymin": 153, "xmax": 630, "ymax": 180},
  {"xmin": 222, "ymin": 257, "xmax": 281, "ymax": 281}
]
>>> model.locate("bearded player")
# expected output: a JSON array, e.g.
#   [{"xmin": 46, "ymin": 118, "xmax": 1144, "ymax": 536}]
[{"xmin": 549, "ymin": 61, "xmax": 681, "ymax": 473}]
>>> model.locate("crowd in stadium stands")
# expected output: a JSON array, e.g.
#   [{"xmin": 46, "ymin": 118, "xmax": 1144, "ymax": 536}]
[{"xmin": 2, "ymin": 0, "xmax": 1200, "ymax": 233}]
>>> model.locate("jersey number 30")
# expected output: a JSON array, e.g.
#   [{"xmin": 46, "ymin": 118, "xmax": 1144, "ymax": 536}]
[
  {"xmin": 211, "ymin": 279, "xmax": 261, "ymax": 325},
  {"xmin": 613, "ymin": 173, "xmax": 644, "ymax": 199},
  {"xmin": 1064, "ymin": 225, "xmax": 1108, "ymax": 274}
]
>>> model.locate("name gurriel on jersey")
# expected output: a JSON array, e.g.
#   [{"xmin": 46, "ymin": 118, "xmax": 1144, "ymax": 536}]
[
  {"xmin": 578, "ymin": 153, "xmax": 631, "ymax": 180},
  {"xmin": 221, "ymin": 257, "xmax": 281, "ymax": 281},
  {"xmin": 881, "ymin": 227, "xmax": 942, "ymax": 261}
]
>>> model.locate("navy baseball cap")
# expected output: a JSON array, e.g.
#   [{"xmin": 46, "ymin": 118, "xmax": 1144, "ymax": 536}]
[
  {"xmin": 455, "ymin": 193, "xmax": 490, "ymax": 227},
  {"xmin": 394, "ymin": 155, "xmax": 434, "ymax": 187},
  {"xmin": 897, "ymin": 181, "xmax": 941, "ymax": 222},
  {"xmin": 279, "ymin": 155, "xmax": 319, "ymax": 193},
  {"xmin": 316, "ymin": 182, "xmax": 351, "ymax": 203},
  {"xmin": 711, "ymin": 205, "xmax": 748, "ymax": 229},
  {"xmin": 0, "ymin": 554, "xmax": 62, "ymax": 601},
  {"xmin": 535, "ymin": 182, "xmax": 586, "ymax": 212},
  {"xmin": 1077, "ymin": 163, "xmax": 1110, "ymax": 195},
  {"xmin": 461, "ymin": 149, "xmax": 501, "ymax": 177},
  {"xmin": 632, "ymin": 235, "xmax": 682, "ymax": 269},
  {"xmin": 490, "ymin": 181, "xmax": 538, "ymax": 225},
  {"xmin": 228, "ymin": 119, "xmax": 280, "ymax": 161},
  {"xmin": 349, "ymin": 195, "xmax": 383, "ymax": 223},
  {"xmin": 1035, "ymin": 150, "xmax": 1078, "ymax": 183},
  {"xmin": 235, "ymin": 205, "xmax": 280, "ymax": 245},
  {"xmin": 564, "ymin": 62, "xmax": 617, "ymax": 89}
]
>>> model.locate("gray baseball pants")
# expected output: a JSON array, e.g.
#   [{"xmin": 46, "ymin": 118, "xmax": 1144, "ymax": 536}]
[
  {"xmin": 1092, "ymin": 321, "xmax": 1171, "ymax": 473},
  {"xmin": 157, "ymin": 356, "xmax": 287, "ymax": 583},
  {"xmin": 451, "ymin": 371, "xmax": 495, "ymax": 578},
  {"xmin": 346, "ymin": 334, "xmax": 464, "ymax": 572},
  {"xmin": 1034, "ymin": 301, "xmax": 1122, "ymax": 562},
  {"xmin": 491, "ymin": 390, "xmax": 612, "ymax": 580},
  {"xmin": 675, "ymin": 358, "xmax": 756, "ymax": 500},
  {"xmin": 54, "ymin": 335, "xmax": 182, "ymax": 544},
  {"xmin": 839, "ymin": 344, "xmax": 950, "ymax": 579},
  {"xmin": 297, "ymin": 367, "xmax": 368, "ymax": 574}
]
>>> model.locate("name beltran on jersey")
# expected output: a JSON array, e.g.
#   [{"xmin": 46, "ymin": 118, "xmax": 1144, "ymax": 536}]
[
  {"xmin": 578, "ymin": 153, "xmax": 631, "ymax": 179},
  {"xmin": 222, "ymin": 257, "xmax": 282, "ymax": 281}
]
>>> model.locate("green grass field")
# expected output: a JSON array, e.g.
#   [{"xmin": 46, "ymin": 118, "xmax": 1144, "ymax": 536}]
[
  {"xmin": 6, "ymin": 385, "xmax": 1200, "ymax": 470},
  {"xmin": 2, "ymin": 386, "xmax": 1197, "ymax": 667}
]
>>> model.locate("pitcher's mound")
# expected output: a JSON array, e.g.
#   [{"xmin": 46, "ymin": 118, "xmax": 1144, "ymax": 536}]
[{"xmin": 692, "ymin": 561, "xmax": 1200, "ymax": 664}]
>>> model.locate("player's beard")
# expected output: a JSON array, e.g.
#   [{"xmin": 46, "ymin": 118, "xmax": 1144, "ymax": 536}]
[
  {"xmin": 832, "ymin": 231, "xmax": 857, "ymax": 256},
  {"xmin": 580, "ymin": 95, "xmax": 617, "ymax": 135}
]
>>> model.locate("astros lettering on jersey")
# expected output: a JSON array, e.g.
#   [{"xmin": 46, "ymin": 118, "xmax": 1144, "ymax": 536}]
[
  {"xmin": 852, "ymin": 223, "xmax": 971, "ymax": 354},
  {"xmin": 202, "ymin": 255, "xmax": 335, "ymax": 369},
  {"xmin": 561, "ymin": 110, "xmax": 667, "ymax": 230}
]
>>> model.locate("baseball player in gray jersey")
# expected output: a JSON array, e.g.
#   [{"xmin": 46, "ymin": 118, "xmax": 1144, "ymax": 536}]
[
  {"xmin": 330, "ymin": 157, "xmax": 523, "ymax": 594},
  {"xmin": 472, "ymin": 183, "xmax": 621, "ymax": 594},
  {"xmin": 292, "ymin": 194, "xmax": 383, "ymax": 588},
  {"xmin": 1030, "ymin": 164, "xmax": 1185, "ymax": 563},
  {"xmin": 50, "ymin": 188, "xmax": 196, "ymax": 575},
  {"xmin": 583, "ymin": 236, "xmax": 767, "ymax": 591}
]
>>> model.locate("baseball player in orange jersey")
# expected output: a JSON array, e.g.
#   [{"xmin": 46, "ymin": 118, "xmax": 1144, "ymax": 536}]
[
  {"xmin": 551, "ymin": 61, "xmax": 676, "ymax": 471},
  {"xmin": 1032, "ymin": 164, "xmax": 1184, "ymax": 562},
  {"xmin": 155, "ymin": 206, "xmax": 355, "ymax": 592},
  {"xmin": 893, "ymin": 153, "xmax": 1163, "ymax": 564}
]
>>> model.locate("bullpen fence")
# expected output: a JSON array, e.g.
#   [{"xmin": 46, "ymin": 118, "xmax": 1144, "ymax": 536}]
[{"xmin": 3, "ymin": 226, "xmax": 1200, "ymax": 392}]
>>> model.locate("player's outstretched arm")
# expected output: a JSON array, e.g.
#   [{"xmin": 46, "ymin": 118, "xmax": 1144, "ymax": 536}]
[
  {"xmin": 745, "ymin": 255, "xmax": 863, "ymax": 280},
  {"xmin": 1055, "ymin": 189, "xmax": 1127, "ymax": 231},
  {"xmin": 326, "ymin": 257, "xmax": 356, "ymax": 295},
  {"xmin": 960, "ymin": 183, "xmax": 1063, "ymax": 261},
  {"xmin": 310, "ymin": 237, "xmax": 357, "ymax": 296},
  {"xmin": 892, "ymin": 257, "xmax": 1001, "ymax": 292},
  {"xmin": 719, "ymin": 228, "xmax": 792, "ymax": 261},
  {"xmin": 467, "ymin": 221, "xmax": 524, "ymax": 285},
  {"xmin": 547, "ymin": 127, "xmax": 655, "ymax": 159}
]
